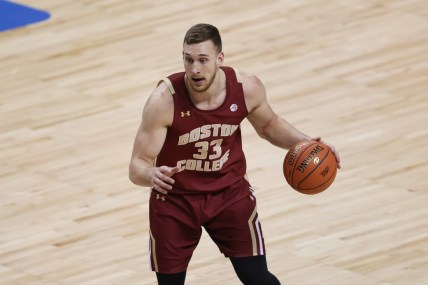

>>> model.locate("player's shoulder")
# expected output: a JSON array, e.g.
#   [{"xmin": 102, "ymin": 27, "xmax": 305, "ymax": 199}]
[
  {"xmin": 142, "ymin": 79, "xmax": 174, "ymax": 122},
  {"xmin": 236, "ymin": 69, "xmax": 266, "ymax": 98},
  {"xmin": 147, "ymin": 80, "xmax": 174, "ymax": 107}
]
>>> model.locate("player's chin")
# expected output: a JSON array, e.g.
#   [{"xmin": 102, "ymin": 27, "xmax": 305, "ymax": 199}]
[{"xmin": 191, "ymin": 82, "xmax": 207, "ymax": 92}]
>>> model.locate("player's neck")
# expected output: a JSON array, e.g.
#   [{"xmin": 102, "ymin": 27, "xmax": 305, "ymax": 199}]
[{"xmin": 187, "ymin": 68, "xmax": 226, "ymax": 110}]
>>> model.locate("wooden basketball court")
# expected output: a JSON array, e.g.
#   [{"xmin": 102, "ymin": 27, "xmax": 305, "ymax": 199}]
[{"xmin": 1, "ymin": 1, "xmax": 427, "ymax": 284}]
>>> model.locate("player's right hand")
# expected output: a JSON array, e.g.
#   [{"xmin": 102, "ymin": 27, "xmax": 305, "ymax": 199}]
[{"xmin": 152, "ymin": 165, "xmax": 181, "ymax": 194}]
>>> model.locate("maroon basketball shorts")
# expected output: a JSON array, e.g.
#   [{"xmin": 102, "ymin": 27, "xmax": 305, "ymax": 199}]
[{"xmin": 148, "ymin": 178, "xmax": 266, "ymax": 274}]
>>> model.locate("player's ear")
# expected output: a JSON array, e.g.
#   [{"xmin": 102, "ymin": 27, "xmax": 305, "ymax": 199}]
[{"xmin": 216, "ymin": 51, "xmax": 224, "ymax": 67}]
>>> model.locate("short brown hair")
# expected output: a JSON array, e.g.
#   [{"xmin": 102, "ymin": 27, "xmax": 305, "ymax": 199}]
[{"xmin": 183, "ymin": 23, "xmax": 222, "ymax": 53}]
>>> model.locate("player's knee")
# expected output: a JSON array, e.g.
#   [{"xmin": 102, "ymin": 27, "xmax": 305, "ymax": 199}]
[
  {"xmin": 266, "ymin": 272, "xmax": 281, "ymax": 285},
  {"xmin": 230, "ymin": 255, "xmax": 280, "ymax": 285},
  {"xmin": 235, "ymin": 271, "xmax": 280, "ymax": 285},
  {"xmin": 156, "ymin": 271, "xmax": 186, "ymax": 285}
]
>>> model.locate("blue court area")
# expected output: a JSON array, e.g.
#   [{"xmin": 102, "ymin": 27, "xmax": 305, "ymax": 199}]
[{"xmin": 0, "ymin": 0, "xmax": 50, "ymax": 32}]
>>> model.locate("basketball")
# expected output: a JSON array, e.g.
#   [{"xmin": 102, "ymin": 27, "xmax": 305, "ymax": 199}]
[{"xmin": 283, "ymin": 140, "xmax": 337, "ymax": 195}]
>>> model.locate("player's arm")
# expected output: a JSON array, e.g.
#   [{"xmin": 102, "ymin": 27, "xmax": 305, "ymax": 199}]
[
  {"xmin": 242, "ymin": 72, "xmax": 341, "ymax": 168},
  {"xmin": 242, "ymin": 73, "xmax": 311, "ymax": 149},
  {"xmin": 129, "ymin": 83, "xmax": 180, "ymax": 194}
]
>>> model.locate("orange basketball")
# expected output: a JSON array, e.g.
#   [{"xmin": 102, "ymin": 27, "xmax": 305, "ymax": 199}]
[{"xmin": 283, "ymin": 140, "xmax": 337, "ymax": 195}]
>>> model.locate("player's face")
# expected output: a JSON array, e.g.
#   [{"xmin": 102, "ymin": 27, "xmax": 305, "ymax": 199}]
[{"xmin": 183, "ymin": 40, "xmax": 224, "ymax": 93}]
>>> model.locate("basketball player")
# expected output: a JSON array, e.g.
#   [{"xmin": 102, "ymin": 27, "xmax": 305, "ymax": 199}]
[{"xmin": 129, "ymin": 23, "xmax": 341, "ymax": 285}]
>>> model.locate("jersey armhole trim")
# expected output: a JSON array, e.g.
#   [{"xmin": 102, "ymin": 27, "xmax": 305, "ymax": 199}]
[
  {"xmin": 157, "ymin": 78, "xmax": 175, "ymax": 95},
  {"xmin": 233, "ymin": 68, "xmax": 242, "ymax": 83}
]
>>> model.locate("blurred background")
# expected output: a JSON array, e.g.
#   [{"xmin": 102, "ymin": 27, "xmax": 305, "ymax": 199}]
[{"xmin": 1, "ymin": 1, "xmax": 427, "ymax": 284}]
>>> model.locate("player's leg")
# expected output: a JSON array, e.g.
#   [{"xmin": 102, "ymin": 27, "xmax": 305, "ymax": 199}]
[
  {"xmin": 230, "ymin": 255, "xmax": 280, "ymax": 285},
  {"xmin": 204, "ymin": 179, "xmax": 265, "ymax": 259},
  {"xmin": 156, "ymin": 271, "xmax": 187, "ymax": 285},
  {"xmin": 203, "ymin": 179, "xmax": 280, "ymax": 284},
  {"xmin": 149, "ymin": 191, "xmax": 202, "ymax": 276}
]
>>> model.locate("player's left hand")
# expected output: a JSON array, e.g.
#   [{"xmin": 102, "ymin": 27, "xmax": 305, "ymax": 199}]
[{"xmin": 313, "ymin": 137, "xmax": 341, "ymax": 169}]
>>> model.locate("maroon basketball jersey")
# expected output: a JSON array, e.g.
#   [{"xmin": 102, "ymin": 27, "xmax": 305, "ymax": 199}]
[{"xmin": 156, "ymin": 66, "xmax": 248, "ymax": 193}]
